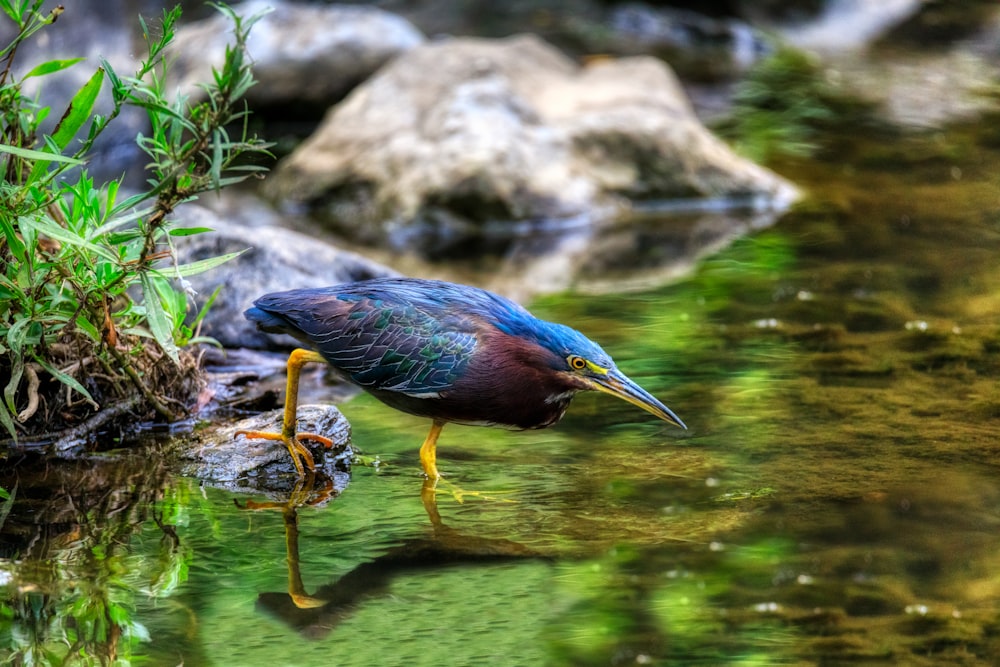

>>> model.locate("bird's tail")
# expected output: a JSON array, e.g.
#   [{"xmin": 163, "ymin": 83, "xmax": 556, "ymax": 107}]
[{"xmin": 244, "ymin": 306, "xmax": 295, "ymax": 335}]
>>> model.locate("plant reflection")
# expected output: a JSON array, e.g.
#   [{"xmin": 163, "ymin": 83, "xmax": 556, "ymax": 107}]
[
  {"xmin": 0, "ymin": 456, "xmax": 188, "ymax": 665},
  {"xmin": 241, "ymin": 477, "xmax": 547, "ymax": 637}
]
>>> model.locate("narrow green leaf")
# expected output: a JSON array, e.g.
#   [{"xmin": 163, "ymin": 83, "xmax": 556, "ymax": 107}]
[
  {"xmin": 0, "ymin": 484, "xmax": 14, "ymax": 530},
  {"xmin": 95, "ymin": 261, "xmax": 124, "ymax": 288},
  {"xmin": 99, "ymin": 57, "xmax": 125, "ymax": 103},
  {"xmin": 51, "ymin": 67, "xmax": 105, "ymax": 151},
  {"xmin": 209, "ymin": 175, "xmax": 256, "ymax": 188},
  {"xmin": 192, "ymin": 285, "xmax": 222, "ymax": 328},
  {"xmin": 140, "ymin": 272, "xmax": 180, "ymax": 365},
  {"xmin": 211, "ymin": 128, "xmax": 223, "ymax": 189},
  {"xmin": 0, "ymin": 2, "xmax": 20, "ymax": 24},
  {"xmin": 75, "ymin": 315, "xmax": 101, "ymax": 343},
  {"xmin": 186, "ymin": 335, "xmax": 222, "ymax": 348},
  {"xmin": 151, "ymin": 274, "xmax": 187, "ymax": 328},
  {"xmin": 161, "ymin": 249, "xmax": 246, "ymax": 278},
  {"xmin": 120, "ymin": 326, "xmax": 154, "ymax": 339},
  {"xmin": 106, "ymin": 229, "xmax": 144, "ymax": 245},
  {"xmin": 3, "ymin": 355, "xmax": 23, "ymax": 414},
  {"xmin": 0, "ymin": 216, "xmax": 26, "ymax": 262},
  {"xmin": 25, "ymin": 67, "xmax": 104, "ymax": 184},
  {"xmin": 129, "ymin": 99, "xmax": 193, "ymax": 126},
  {"xmin": 34, "ymin": 105, "xmax": 51, "ymax": 127},
  {"xmin": 167, "ymin": 227, "xmax": 213, "ymax": 237},
  {"xmin": 31, "ymin": 216, "xmax": 118, "ymax": 262},
  {"xmin": 0, "ymin": 405, "xmax": 17, "ymax": 443},
  {"xmin": 6, "ymin": 316, "xmax": 38, "ymax": 352},
  {"xmin": 23, "ymin": 57, "xmax": 85, "ymax": 80},
  {"xmin": 88, "ymin": 207, "xmax": 153, "ymax": 240},
  {"xmin": 103, "ymin": 179, "xmax": 120, "ymax": 220},
  {"xmin": 0, "ymin": 143, "xmax": 85, "ymax": 164},
  {"xmin": 225, "ymin": 164, "xmax": 271, "ymax": 173}
]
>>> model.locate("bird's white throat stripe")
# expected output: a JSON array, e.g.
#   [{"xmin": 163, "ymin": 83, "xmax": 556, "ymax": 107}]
[{"xmin": 545, "ymin": 390, "xmax": 576, "ymax": 404}]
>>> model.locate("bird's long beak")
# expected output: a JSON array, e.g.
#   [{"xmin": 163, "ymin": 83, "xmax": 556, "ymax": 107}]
[{"xmin": 586, "ymin": 369, "xmax": 687, "ymax": 429}]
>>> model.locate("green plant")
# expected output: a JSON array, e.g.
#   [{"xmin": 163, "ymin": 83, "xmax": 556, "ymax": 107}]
[
  {"xmin": 715, "ymin": 46, "xmax": 841, "ymax": 162},
  {"xmin": 0, "ymin": 2, "xmax": 271, "ymax": 440}
]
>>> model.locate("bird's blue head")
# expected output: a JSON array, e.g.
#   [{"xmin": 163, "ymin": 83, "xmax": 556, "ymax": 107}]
[{"xmin": 506, "ymin": 316, "xmax": 687, "ymax": 430}]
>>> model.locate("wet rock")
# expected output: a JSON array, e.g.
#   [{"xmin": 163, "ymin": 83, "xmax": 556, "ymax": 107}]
[
  {"xmin": 175, "ymin": 404, "xmax": 352, "ymax": 494},
  {"xmin": 267, "ymin": 34, "xmax": 798, "ymax": 254},
  {"xmin": 172, "ymin": 203, "xmax": 397, "ymax": 350},
  {"xmin": 877, "ymin": 0, "xmax": 1000, "ymax": 47},
  {"xmin": 167, "ymin": 0, "xmax": 424, "ymax": 109}
]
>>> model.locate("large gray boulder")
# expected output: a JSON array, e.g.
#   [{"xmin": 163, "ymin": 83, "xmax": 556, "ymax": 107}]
[
  {"xmin": 167, "ymin": 0, "xmax": 425, "ymax": 108},
  {"xmin": 267, "ymin": 34, "xmax": 798, "ymax": 252}
]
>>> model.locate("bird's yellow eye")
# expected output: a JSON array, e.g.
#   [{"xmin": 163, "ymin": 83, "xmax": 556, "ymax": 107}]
[{"xmin": 568, "ymin": 355, "xmax": 587, "ymax": 371}]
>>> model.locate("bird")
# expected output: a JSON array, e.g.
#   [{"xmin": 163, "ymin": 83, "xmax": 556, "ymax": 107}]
[{"xmin": 236, "ymin": 277, "xmax": 686, "ymax": 480}]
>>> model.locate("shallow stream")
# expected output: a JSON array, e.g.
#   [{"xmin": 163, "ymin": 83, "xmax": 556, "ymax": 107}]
[{"xmin": 3, "ymin": 121, "xmax": 1000, "ymax": 665}]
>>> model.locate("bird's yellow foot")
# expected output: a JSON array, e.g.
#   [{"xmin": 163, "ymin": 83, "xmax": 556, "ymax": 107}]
[
  {"xmin": 235, "ymin": 429, "xmax": 334, "ymax": 476},
  {"xmin": 425, "ymin": 476, "xmax": 516, "ymax": 504}
]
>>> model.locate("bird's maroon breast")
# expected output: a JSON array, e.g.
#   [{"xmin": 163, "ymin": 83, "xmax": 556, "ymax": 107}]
[{"xmin": 369, "ymin": 328, "xmax": 580, "ymax": 429}]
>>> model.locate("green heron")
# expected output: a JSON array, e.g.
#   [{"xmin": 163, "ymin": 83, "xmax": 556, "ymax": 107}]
[{"xmin": 237, "ymin": 277, "xmax": 686, "ymax": 479}]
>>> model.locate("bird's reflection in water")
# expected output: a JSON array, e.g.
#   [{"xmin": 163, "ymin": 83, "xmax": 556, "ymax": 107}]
[{"xmin": 237, "ymin": 476, "xmax": 547, "ymax": 637}]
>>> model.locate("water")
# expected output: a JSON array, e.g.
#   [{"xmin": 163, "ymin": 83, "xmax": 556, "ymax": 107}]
[{"xmin": 3, "ymin": 121, "xmax": 1000, "ymax": 665}]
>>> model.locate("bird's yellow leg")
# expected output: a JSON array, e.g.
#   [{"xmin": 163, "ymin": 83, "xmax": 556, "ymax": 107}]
[
  {"xmin": 234, "ymin": 485, "xmax": 328, "ymax": 609},
  {"xmin": 236, "ymin": 348, "xmax": 329, "ymax": 476},
  {"xmin": 420, "ymin": 478, "xmax": 444, "ymax": 528},
  {"xmin": 282, "ymin": 503, "xmax": 327, "ymax": 609},
  {"xmin": 419, "ymin": 420, "xmax": 445, "ymax": 481}
]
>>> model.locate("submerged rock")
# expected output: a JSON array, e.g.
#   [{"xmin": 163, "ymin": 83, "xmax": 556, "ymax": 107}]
[
  {"xmin": 175, "ymin": 404, "xmax": 351, "ymax": 495},
  {"xmin": 267, "ymin": 34, "xmax": 798, "ymax": 254}
]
